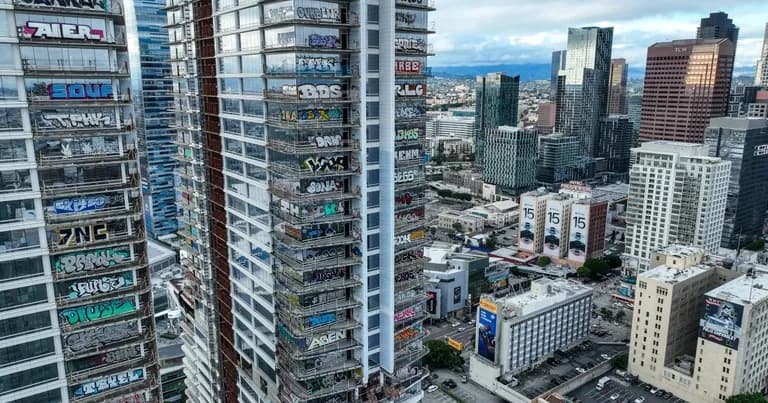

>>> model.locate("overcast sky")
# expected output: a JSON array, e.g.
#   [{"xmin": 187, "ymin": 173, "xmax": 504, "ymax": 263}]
[{"xmin": 430, "ymin": 0, "xmax": 768, "ymax": 69}]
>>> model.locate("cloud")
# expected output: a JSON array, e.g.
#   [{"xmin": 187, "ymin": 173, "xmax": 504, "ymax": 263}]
[{"xmin": 430, "ymin": 0, "xmax": 768, "ymax": 69}]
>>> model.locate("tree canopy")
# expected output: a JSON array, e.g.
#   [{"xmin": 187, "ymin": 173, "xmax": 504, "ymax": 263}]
[{"xmin": 424, "ymin": 340, "xmax": 464, "ymax": 369}]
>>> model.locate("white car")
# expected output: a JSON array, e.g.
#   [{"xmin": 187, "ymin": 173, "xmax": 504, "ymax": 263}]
[
  {"xmin": 426, "ymin": 385, "xmax": 439, "ymax": 393},
  {"xmin": 575, "ymin": 367, "xmax": 586, "ymax": 374},
  {"xmin": 634, "ymin": 397, "xmax": 645, "ymax": 403},
  {"xmin": 451, "ymin": 322, "xmax": 460, "ymax": 327},
  {"xmin": 610, "ymin": 393, "xmax": 620, "ymax": 401},
  {"xmin": 601, "ymin": 354, "xmax": 611, "ymax": 360},
  {"xmin": 650, "ymin": 387, "xmax": 659, "ymax": 394}
]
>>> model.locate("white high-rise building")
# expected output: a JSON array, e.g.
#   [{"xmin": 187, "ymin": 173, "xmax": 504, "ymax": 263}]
[
  {"xmin": 164, "ymin": 0, "xmax": 435, "ymax": 402},
  {"xmin": 624, "ymin": 142, "xmax": 730, "ymax": 272}
]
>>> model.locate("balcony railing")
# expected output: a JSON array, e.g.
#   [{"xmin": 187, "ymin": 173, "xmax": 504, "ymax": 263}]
[
  {"xmin": 269, "ymin": 160, "xmax": 361, "ymax": 180},
  {"xmin": 269, "ymin": 181, "xmax": 360, "ymax": 203},
  {"xmin": 395, "ymin": 0, "xmax": 437, "ymax": 10},
  {"xmin": 278, "ymin": 357, "xmax": 361, "ymax": 382},
  {"xmin": 280, "ymin": 372, "xmax": 358, "ymax": 402},
  {"xmin": 267, "ymin": 138, "xmax": 359, "ymax": 155},
  {"xmin": 274, "ymin": 230, "xmax": 358, "ymax": 250},
  {"xmin": 12, "ymin": 0, "xmax": 126, "ymax": 17},
  {"xmin": 271, "ymin": 205, "xmax": 360, "ymax": 226},
  {"xmin": 22, "ymin": 60, "xmax": 130, "ymax": 77},
  {"xmin": 274, "ymin": 249, "xmax": 360, "ymax": 273},
  {"xmin": 276, "ymin": 293, "xmax": 361, "ymax": 317},
  {"xmin": 276, "ymin": 271, "xmax": 361, "ymax": 296},
  {"xmin": 262, "ymin": 10, "xmax": 360, "ymax": 29},
  {"xmin": 278, "ymin": 333, "xmax": 360, "ymax": 361},
  {"xmin": 41, "ymin": 174, "xmax": 139, "ymax": 198},
  {"xmin": 37, "ymin": 148, "xmax": 137, "ymax": 167},
  {"xmin": 27, "ymin": 93, "xmax": 131, "ymax": 105}
]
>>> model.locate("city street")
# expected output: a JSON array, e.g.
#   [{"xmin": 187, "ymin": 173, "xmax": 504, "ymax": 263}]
[{"xmin": 425, "ymin": 321, "xmax": 475, "ymax": 349}]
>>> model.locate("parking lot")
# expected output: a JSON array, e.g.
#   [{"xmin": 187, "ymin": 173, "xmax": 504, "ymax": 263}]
[
  {"xmin": 514, "ymin": 342, "xmax": 627, "ymax": 398},
  {"xmin": 423, "ymin": 368, "xmax": 506, "ymax": 403},
  {"xmin": 569, "ymin": 374, "xmax": 687, "ymax": 403}
]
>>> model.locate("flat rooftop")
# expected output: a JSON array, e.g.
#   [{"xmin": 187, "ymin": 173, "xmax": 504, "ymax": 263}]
[
  {"xmin": 496, "ymin": 278, "xmax": 592, "ymax": 317},
  {"xmin": 654, "ymin": 244, "xmax": 705, "ymax": 258},
  {"xmin": 707, "ymin": 271, "xmax": 768, "ymax": 305},
  {"xmin": 640, "ymin": 264, "xmax": 711, "ymax": 285},
  {"xmin": 148, "ymin": 239, "xmax": 176, "ymax": 263}
]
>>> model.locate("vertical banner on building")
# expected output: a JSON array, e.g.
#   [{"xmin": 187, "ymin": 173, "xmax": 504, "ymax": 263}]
[
  {"xmin": 544, "ymin": 199, "xmax": 563, "ymax": 258},
  {"xmin": 568, "ymin": 203, "xmax": 589, "ymax": 262},
  {"xmin": 427, "ymin": 290, "xmax": 439, "ymax": 317},
  {"xmin": 453, "ymin": 286, "xmax": 461, "ymax": 304},
  {"xmin": 519, "ymin": 195, "xmax": 536, "ymax": 252},
  {"xmin": 699, "ymin": 297, "xmax": 743, "ymax": 349},
  {"xmin": 477, "ymin": 299, "xmax": 498, "ymax": 363}
]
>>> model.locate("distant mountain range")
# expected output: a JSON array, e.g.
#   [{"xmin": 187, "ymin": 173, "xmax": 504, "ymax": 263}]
[{"xmin": 431, "ymin": 64, "xmax": 757, "ymax": 82}]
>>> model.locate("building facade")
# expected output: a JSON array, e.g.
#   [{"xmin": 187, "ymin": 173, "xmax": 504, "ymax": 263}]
[
  {"xmin": 704, "ymin": 118, "xmax": 768, "ymax": 249},
  {"xmin": 555, "ymin": 26, "xmax": 613, "ymax": 158},
  {"xmin": 638, "ymin": 39, "xmax": 734, "ymax": 143},
  {"xmin": 126, "ymin": 0, "xmax": 176, "ymax": 238},
  {"xmin": 482, "ymin": 126, "xmax": 536, "ymax": 193},
  {"xmin": 474, "ymin": 72, "xmax": 519, "ymax": 167},
  {"xmin": 597, "ymin": 115, "xmax": 632, "ymax": 177},
  {"xmin": 697, "ymin": 11, "xmax": 738, "ymax": 49},
  {"xmin": 756, "ymin": 23, "xmax": 768, "ymax": 87},
  {"xmin": 550, "ymin": 50, "xmax": 566, "ymax": 95},
  {"xmin": 606, "ymin": 58, "xmax": 627, "ymax": 115},
  {"xmin": 624, "ymin": 142, "xmax": 730, "ymax": 272},
  {"xmin": 474, "ymin": 279, "xmax": 592, "ymax": 375},
  {"xmin": 629, "ymin": 261, "xmax": 768, "ymax": 403},
  {"xmin": 536, "ymin": 102, "xmax": 556, "ymax": 134},
  {"xmin": 536, "ymin": 133, "xmax": 593, "ymax": 185},
  {"xmin": 0, "ymin": 0, "xmax": 160, "ymax": 401},
  {"xmin": 165, "ymin": 0, "xmax": 435, "ymax": 402}
]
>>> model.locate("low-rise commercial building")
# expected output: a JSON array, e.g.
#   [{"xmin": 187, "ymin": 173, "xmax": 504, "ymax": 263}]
[
  {"xmin": 470, "ymin": 278, "xmax": 593, "ymax": 383},
  {"xmin": 437, "ymin": 210, "xmax": 486, "ymax": 233}
]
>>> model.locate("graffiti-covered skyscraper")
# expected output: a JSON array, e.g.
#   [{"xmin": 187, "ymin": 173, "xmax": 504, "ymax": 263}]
[
  {"xmin": 126, "ymin": 0, "xmax": 177, "ymax": 238},
  {"xmin": 165, "ymin": 0, "xmax": 435, "ymax": 402},
  {"xmin": 0, "ymin": 0, "xmax": 159, "ymax": 401}
]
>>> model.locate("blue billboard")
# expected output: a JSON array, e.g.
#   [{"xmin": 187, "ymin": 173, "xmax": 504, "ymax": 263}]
[{"xmin": 477, "ymin": 299, "xmax": 498, "ymax": 362}]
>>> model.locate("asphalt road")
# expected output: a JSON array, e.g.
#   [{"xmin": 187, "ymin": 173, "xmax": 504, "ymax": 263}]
[{"xmin": 425, "ymin": 321, "xmax": 475, "ymax": 349}]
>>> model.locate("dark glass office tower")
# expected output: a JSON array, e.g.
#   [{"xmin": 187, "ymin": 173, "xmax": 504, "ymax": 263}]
[
  {"xmin": 697, "ymin": 12, "xmax": 739, "ymax": 47},
  {"xmin": 555, "ymin": 26, "xmax": 613, "ymax": 158},
  {"xmin": 127, "ymin": 0, "xmax": 177, "ymax": 238},
  {"xmin": 474, "ymin": 72, "xmax": 519, "ymax": 168},
  {"xmin": 705, "ymin": 118, "xmax": 768, "ymax": 249},
  {"xmin": 550, "ymin": 50, "xmax": 566, "ymax": 95}
]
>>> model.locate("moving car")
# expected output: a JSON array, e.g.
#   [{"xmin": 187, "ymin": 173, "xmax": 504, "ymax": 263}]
[
  {"xmin": 575, "ymin": 367, "xmax": 586, "ymax": 374},
  {"xmin": 426, "ymin": 385, "xmax": 439, "ymax": 393}
]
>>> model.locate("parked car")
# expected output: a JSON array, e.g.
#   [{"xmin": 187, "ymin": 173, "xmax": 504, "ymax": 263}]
[
  {"xmin": 601, "ymin": 354, "xmax": 611, "ymax": 360},
  {"xmin": 575, "ymin": 367, "xmax": 586, "ymax": 374},
  {"xmin": 426, "ymin": 385, "xmax": 439, "ymax": 393},
  {"xmin": 656, "ymin": 389, "xmax": 666, "ymax": 396},
  {"xmin": 442, "ymin": 379, "xmax": 457, "ymax": 389},
  {"xmin": 461, "ymin": 375, "xmax": 468, "ymax": 383},
  {"xmin": 610, "ymin": 393, "xmax": 621, "ymax": 400},
  {"xmin": 634, "ymin": 397, "xmax": 646, "ymax": 403},
  {"xmin": 650, "ymin": 387, "xmax": 659, "ymax": 394},
  {"xmin": 430, "ymin": 373, "xmax": 438, "ymax": 380},
  {"xmin": 662, "ymin": 392, "xmax": 673, "ymax": 399}
]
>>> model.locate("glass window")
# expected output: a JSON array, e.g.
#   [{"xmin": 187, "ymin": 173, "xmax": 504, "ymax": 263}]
[
  {"xmin": 239, "ymin": 7, "xmax": 260, "ymax": 28},
  {"xmin": 243, "ymin": 100, "xmax": 264, "ymax": 117},
  {"xmin": 368, "ymin": 314, "xmax": 380, "ymax": 330},
  {"xmin": 366, "ymin": 102, "xmax": 379, "ymax": 118},
  {"xmin": 0, "ymin": 311, "xmax": 50, "ymax": 340},
  {"xmin": 368, "ymin": 30, "xmax": 379, "ymax": 48},
  {"xmin": 0, "ymin": 108, "xmax": 23, "ymax": 131},
  {"xmin": 367, "ymin": 233, "xmax": 379, "ymax": 250},
  {"xmin": 0, "ymin": 257, "xmax": 44, "ymax": 282},
  {"xmin": 368, "ymin": 352, "xmax": 380, "ymax": 367},
  {"xmin": 224, "ymin": 138, "xmax": 242, "ymax": 155},
  {"xmin": 0, "ymin": 284, "xmax": 47, "ymax": 311},
  {"xmin": 367, "ymin": 254, "xmax": 379, "ymax": 271},
  {"xmin": 367, "ymin": 169, "xmax": 379, "ymax": 186},
  {"xmin": 240, "ymin": 31, "xmax": 261, "ymax": 51},
  {"xmin": 243, "ymin": 122, "xmax": 264, "ymax": 139},
  {"xmin": 367, "ymin": 147, "xmax": 379, "ymax": 164},
  {"xmin": 367, "ymin": 5, "xmax": 379, "ymax": 23},
  {"xmin": 367, "ymin": 54, "xmax": 379, "ymax": 73},
  {"xmin": 219, "ymin": 56, "xmax": 240, "ymax": 74},
  {"xmin": 0, "ymin": 140, "xmax": 27, "ymax": 162},
  {"xmin": 368, "ymin": 292, "xmax": 380, "ymax": 311},
  {"xmin": 0, "ymin": 363, "xmax": 58, "ymax": 394},
  {"xmin": 367, "ymin": 212, "xmax": 379, "ymax": 229},
  {"xmin": 0, "ymin": 77, "xmax": 18, "ymax": 100},
  {"xmin": 0, "ymin": 228, "xmax": 40, "ymax": 253},
  {"xmin": 8, "ymin": 388, "xmax": 61, "ymax": 403},
  {"xmin": 367, "ymin": 274, "xmax": 380, "ymax": 291},
  {"xmin": 0, "ymin": 45, "xmax": 14, "ymax": 69},
  {"xmin": 367, "ymin": 125, "xmax": 379, "ymax": 141},
  {"xmin": 245, "ymin": 143, "xmax": 265, "ymax": 161},
  {"xmin": 222, "ymin": 99, "xmax": 240, "ymax": 114},
  {"xmin": 366, "ymin": 78, "xmax": 379, "ymax": 96},
  {"xmin": 0, "ymin": 337, "xmax": 55, "ymax": 368},
  {"xmin": 241, "ymin": 55, "xmax": 262, "ymax": 74},
  {"xmin": 242, "ymin": 78, "xmax": 263, "ymax": 95},
  {"xmin": 367, "ymin": 191, "xmax": 379, "ymax": 208},
  {"xmin": 219, "ymin": 34, "xmax": 239, "ymax": 52},
  {"xmin": 217, "ymin": 12, "xmax": 237, "ymax": 32},
  {"xmin": 225, "ymin": 157, "xmax": 244, "ymax": 175}
]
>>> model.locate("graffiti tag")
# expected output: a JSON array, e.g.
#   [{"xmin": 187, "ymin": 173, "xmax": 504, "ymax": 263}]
[
  {"xmin": 296, "ymin": 55, "xmax": 339, "ymax": 73},
  {"xmin": 19, "ymin": 22, "xmax": 104, "ymax": 40},
  {"xmin": 64, "ymin": 321, "xmax": 139, "ymax": 352},
  {"xmin": 72, "ymin": 368, "xmax": 144, "ymax": 398},
  {"xmin": 296, "ymin": 7, "xmax": 340, "ymax": 22},
  {"xmin": 41, "ymin": 112, "xmax": 112, "ymax": 128},
  {"xmin": 54, "ymin": 195, "xmax": 107, "ymax": 214},
  {"xmin": 59, "ymin": 298, "xmax": 136, "ymax": 326},
  {"xmin": 304, "ymin": 179, "xmax": 343, "ymax": 194},
  {"xmin": 19, "ymin": 0, "xmax": 105, "ymax": 10},
  {"xmin": 304, "ymin": 155, "xmax": 348, "ymax": 173},
  {"xmin": 280, "ymin": 107, "xmax": 342, "ymax": 122},
  {"xmin": 55, "ymin": 247, "xmax": 131, "ymax": 274},
  {"xmin": 308, "ymin": 330, "xmax": 345, "ymax": 351},
  {"xmin": 58, "ymin": 223, "xmax": 109, "ymax": 246},
  {"xmin": 66, "ymin": 272, "xmax": 133, "ymax": 299}
]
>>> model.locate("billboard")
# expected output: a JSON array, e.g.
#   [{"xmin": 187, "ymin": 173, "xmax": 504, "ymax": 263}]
[
  {"xmin": 699, "ymin": 296, "xmax": 743, "ymax": 349},
  {"xmin": 477, "ymin": 299, "xmax": 498, "ymax": 362},
  {"xmin": 486, "ymin": 271, "xmax": 509, "ymax": 293},
  {"xmin": 426, "ymin": 290, "xmax": 439, "ymax": 316},
  {"xmin": 453, "ymin": 286, "xmax": 461, "ymax": 304},
  {"xmin": 518, "ymin": 195, "xmax": 537, "ymax": 252},
  {"xmin": 544, "ymin": 199, "xmax": 564, "ymax": 258},
  {"xmin": 567, "ymin": 203, "xmax": 589, "ymax": 262}
]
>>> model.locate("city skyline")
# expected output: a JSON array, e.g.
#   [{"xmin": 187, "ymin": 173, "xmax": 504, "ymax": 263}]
[{"xmin": 430, "ymin": 1, "xmax": 768, "ymax": 69}]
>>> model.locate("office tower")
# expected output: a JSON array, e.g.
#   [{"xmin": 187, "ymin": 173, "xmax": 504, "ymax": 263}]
[
  {"xmin": 482, "ymin": 126, "xmax": 537, "ymax": 193},
  {"xmin": 607, "ymin": 58, "xmax": 627, "ymax": 115},
  {"xmin": 705, "ymin": 118, "xmax": 768, "ymax": 249},
  {"xmin": 597, "ymin": 116, "xmax": 632, "ymax": 177},
  {"xmin": 639, "ymin": 39, "xmax": 734, "ymax": 143},
  {"xmin": 550, "ymin": 50, "xmax": 567, "ymax": 95},
  {"xmin": 0, "ymin": 0, "xmax": 160, "ymax": 401},
  {"xmin": 555, "ymin": 26, "xmax": 613, "ymax": 158},
  {"xmin": 426, "ymin": 115, "xmax": 474, "ymax": 140},
  {"xmin": 697, "ymin": 11, "xmax": 739, "ymax": 48},
  {"xmin": 469, "ymin": 279, "xmax": 592, "ymax": 380},
  {"xmin": 165, "ymin": 1, "xmax": 436, "ymax": 402},
  {"xmin": 519, "ymin": 189, "xmax": 555, "ymax": 254},
  {"xmin": 624, "ymin": 142, "xmax": 730, "ymax": 272},
  {"xmin": 126, "ymin": 0, "xmax": 177, "ymax": 238},
  {"xmin": 536, "ymin": 133, "xmax": 593, "ymax": 185},
  {"xmin": 756, "ymin": 23, "xmax": 768, "ymax": 86},
  {"xmin": 536, "ymin": 102, "xmax": 556, "ymax": 134},
  {"xmin": 474, "ymin": 73, "xmax": 519, "ymax": 167},
  {"xmin": 629, "ymin": 260, "xmax": 768, "ymax": 403}
]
